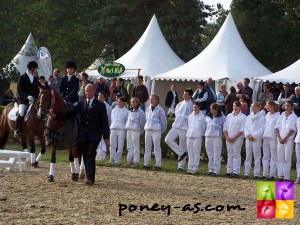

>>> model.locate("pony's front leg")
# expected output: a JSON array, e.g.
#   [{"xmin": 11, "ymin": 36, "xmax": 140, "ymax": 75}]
[
  {"xmin": 20, "ymin": 136, "xmax": 30, "ymax": 163},
  {"xmin": 28, "ymin": 135, "xmax": 38, "ymax": 168},
  {"xmin": 46, "ymin": 145, "xmax": 56, "ymax": 182},
  {"xmin": 69, "ymin": 146, "xmax": 80, "ymax": 181},
  {"xmin": 36, "ymin": 135, "xmax": 46, "ymax": 164}
]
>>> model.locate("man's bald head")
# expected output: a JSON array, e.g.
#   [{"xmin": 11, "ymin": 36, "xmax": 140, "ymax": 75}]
[{"xmin": 85, "ymin": 84, "xmax": 95, "ymax": 99}]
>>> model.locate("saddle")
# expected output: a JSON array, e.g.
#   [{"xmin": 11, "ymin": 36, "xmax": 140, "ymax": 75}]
[
  {"xmin": 44, "ymin": 114, "xmax": 80, "ymax": 150},
  {"xmin": 8, "ymin": 103, "xmax": 33, "ymax": 122}
]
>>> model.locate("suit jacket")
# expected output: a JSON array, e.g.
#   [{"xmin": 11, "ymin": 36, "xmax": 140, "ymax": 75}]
[
  {"xmin": 165, "ymin": 90, "xmax": 179, "ymax": 108},
  {"xmin": 56, "ymin": 98, "xmax": 110, "ymax": 142},
  {"xmin": 17, "ymin": 73, "xmax": 39, "ymax": 104},
  {"xmin": 59, "ymin": 75, "xmax": 79, "ymax": 103}
]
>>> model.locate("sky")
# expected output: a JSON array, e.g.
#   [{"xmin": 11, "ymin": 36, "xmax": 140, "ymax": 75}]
[{"xmin": 203, "ymin": 0, "xmax": 232, "ymax": 10}]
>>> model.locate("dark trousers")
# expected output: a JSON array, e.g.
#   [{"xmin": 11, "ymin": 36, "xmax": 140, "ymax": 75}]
[{"xmin": 80, "ymin": 140, "xmax": 100, "ymax": 182}]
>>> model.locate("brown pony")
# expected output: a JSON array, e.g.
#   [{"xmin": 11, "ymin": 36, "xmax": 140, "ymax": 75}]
[
  {"xmin": 0, "ymin": 95, "xmax": 46, "ymax": 167},
  {"xmin": 37, "ymin": 83, "xmax": 81, "ymax": 182}
]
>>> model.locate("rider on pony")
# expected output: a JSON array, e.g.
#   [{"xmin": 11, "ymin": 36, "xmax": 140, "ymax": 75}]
[{"xmin": 14, "ymin": 61, "xmax": 39, "ymax": 137}]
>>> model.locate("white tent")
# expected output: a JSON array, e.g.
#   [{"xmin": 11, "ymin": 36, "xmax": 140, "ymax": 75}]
[
  {"xmin": 6, "ymin": 33, "xmax": 44, "ymax": 76},
  {"xmin": 152, "ymin": 12, "xmax": 271, "ymax": 82},
  {"xmin": 256, "ymin": 59, "xmax": 300, "ymax": 83},
  {"xmin": 151, "ymin": 12, "xmax": 272, "ymax": 102},
  {"xmin": 86, "ymin": 15, "xmax": 184, "ymax": 79}
]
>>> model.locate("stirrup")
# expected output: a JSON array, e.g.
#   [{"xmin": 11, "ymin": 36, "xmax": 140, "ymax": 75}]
[{"xmin": 14, "ymin": 130, "xmax": 20, "ymax": 137}]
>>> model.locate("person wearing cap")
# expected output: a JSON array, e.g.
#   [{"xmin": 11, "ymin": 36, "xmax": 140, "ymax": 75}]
[
  {"xmin": 14, "ymin": 61, "xmax": 40, "ymax": 137},
  {"xmin": 59, "ymin": 60, "xmax": 79, "ymax": 104},
  {"xmin": 114, "ymin": 78, "xmax": 129, "ymax": 105},
  {"xmin": 0, "ymin": 69, "xmax": 10, "ymax": 106},
  {"xmin": 277, "ymin": 82, "xmax": 294, "ymax": 112},
  {"xmin": 111, "ymin": 92, "xmax": 123, "ymax": 109},
  {"xmin": 192, "ymin": 81, "xmax": 208, "ymax": 116}
]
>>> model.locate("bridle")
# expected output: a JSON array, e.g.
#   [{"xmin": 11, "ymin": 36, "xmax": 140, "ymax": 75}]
[{"xmin": 39, "ymin": 88, "xmax": 56, "ymax": 114}]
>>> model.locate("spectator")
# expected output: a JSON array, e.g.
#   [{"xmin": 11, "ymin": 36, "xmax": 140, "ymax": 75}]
[
  {"xmin": 239, "ymin": 94, "xmax": 248, "ymax": 115},
  {"xmin": 258, "ymin": 83, "xmax": 274, "ymax": 106},
  {"xmin": 109, "ymin": 77, "xmax": 117, "ymax": 104},
  {"xmin": 94, "ymin": 77, "xmax": 109, "ymax": 100},
  {"xmin": 165, "ymin": 84, "xmax": 179, "ymax": 117},
  {"xmin": 205, "ymin": 77, "xmax": 217, "ymax": 113},
  {"xmin": 236, "ymin": 78, "xmax": 253, "ymax": 115},
  {"xmin": 78, "ymin": 72, "xmax": 93, "ymax": 101},
  {"xmin": 114, "ymin": 78, "xmax": 129, "ymax": 104},
  {"xmin": 50, "ymin": 69, "xmax": 62, "ymax": 91},
  {"xmin": 291, "ymin": 86, "xmax": 300, "ymax": 117},
  {"xmin": 132, "ymin": 75, "xmax": 149, "ymax": 111},
  {"xmin": 216, "ymin": 84, "xmax": 227, "ymax": 114},
  {"xmin": 193, "ymin": 81, "xmax": 208, "ymax": 116},
  {"xmin": 236, "ymin": 82, "xmax": 243, "ymax": 94},
  {"xmin": 224, "ymin": 86, "xmax": 238, "ymax": 115},
  {"xmin": 277, "ymin": 82, "xmax": 294, "ymax": 112}
]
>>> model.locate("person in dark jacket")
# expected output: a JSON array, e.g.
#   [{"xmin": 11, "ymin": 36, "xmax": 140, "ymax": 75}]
[
  {"xmin": 59, "ymin": 60, "xmax": 79, "ymax": 104},
  {"xmin": 132, "ymin": 75, "xmax": 149, "ymax": 111},
  {"xmin": 48, "ymin": 84, "xmax": 110, "ymax": 185},
  {"xmin": 165, "ymin": 84, "xmax": 179, "ymax": 117},
  {"xmin": 15, "ymin": 61, "xmax": 40, "ymax": 137}
]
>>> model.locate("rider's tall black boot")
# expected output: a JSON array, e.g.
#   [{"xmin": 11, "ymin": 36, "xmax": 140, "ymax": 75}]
[{"xmin": 14, "ymin": 114, "xmax": 23, "ymax": 137}]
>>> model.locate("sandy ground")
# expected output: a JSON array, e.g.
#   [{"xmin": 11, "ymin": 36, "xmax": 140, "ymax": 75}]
[{"xmin": 0, "ymin": 162, "xmax": 299, "ymax": 225}]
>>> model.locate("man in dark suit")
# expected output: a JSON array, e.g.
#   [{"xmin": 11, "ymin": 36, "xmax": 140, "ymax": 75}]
[
  {"xmin": 165, "ymin": 84, "xmax": 179, "ymax": 117},
  {"xmin": 48, "ymin": 84, "xmax": 110, "ymax": 185},
  {"xmin": 59, "ymin": 60, "xmax": 79, "ymax": 104},
  {"xmin": 15, "ymin": 61, "xmax": 40, "ymax": 137}
]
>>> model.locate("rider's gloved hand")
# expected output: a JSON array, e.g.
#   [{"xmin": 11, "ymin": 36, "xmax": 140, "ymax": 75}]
[{"xmin": 27, "ymin": 95, "xmax": 35, "ymax": 103}]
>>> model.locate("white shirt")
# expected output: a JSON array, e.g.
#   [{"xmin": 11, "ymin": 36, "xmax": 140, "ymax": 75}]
[
  {"xmin": 263, "ymin": 112, "xmax": 280, "ymax": 139},
  {"xmin": 110, "ymin": 106, "xmax": 129, "ymax": 130},
  {"xmin": 294, "ymin": 117, "xmax": 300, "ymax": 143},
  {"xmin": 275, "ymin": 111, "xmax": 297, "ymax": 140},
  {"xmin": 186, "ymin": 112, "xmax": 206, "ymax": 138},
  {"xmin": 144, "ymin": 105, "xmax": 167, "ymax": 132},
  {"xmin": 172, "ymin": 100, "xmax": 193, "ymax": 130},
  {"xmin": 223, "ymin": 111, "xmax": 246, "ymax": 138},
  {"xmin": 26, "ymin": 71, "xmax": 34, "ymax": 83},
  {"xmin": 244, "ymin": 111, "xmax": 265, "ymax": 140}
]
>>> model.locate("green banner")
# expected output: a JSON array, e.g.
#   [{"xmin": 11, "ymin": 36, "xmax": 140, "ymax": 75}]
[{"xmin": 98, "ymin": 62, "xmax": 125, "ymax": 78}]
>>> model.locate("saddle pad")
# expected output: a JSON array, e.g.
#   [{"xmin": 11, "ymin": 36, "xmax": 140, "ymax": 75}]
[{"xmin": 8, "ymin": 103, "xmax": 33, "ymax": 122}]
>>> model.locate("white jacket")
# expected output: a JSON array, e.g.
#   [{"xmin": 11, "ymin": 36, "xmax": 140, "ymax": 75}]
[
  {"xmin": 186, "ymin": 112, "xmax": 206, "ymax": 138},
  {"xmin": 110, "ymin": 106, "xmax": 129, "ymax": 130},
  {"xmin": 172, "ymin": 100, "xmax": 193, "ymax": 130},
  {"xmin": 144, "ymin": 105, "xmax": 167, "ymax": 133},
  {"xmin": 104, "ymin": 101, "xmax": 112, "ymax": 126},
  {"xmin": 223, "ymin": 111, "xmax": 246, "ymax": 139},
  {"xmin": 125, "ymin": 108, "xmax": 146, "ymax": 133},
  {"xmin": 244, "ymin": 111, "xmax": 265, "ymax": 140},
  {"xmin": 275, "ymin": 111, "xmax": 297, "ymax": 140},
  {"xmin": 205, "ymin": 114, "xmax": 226, "ymax": 138},
  {"xmin": 263, "ymin": 112, "xmax": 280, "ymax": 139},
  {"xmin": 294, "ymin": 117, "xmax": 300, "ymax": 143}
]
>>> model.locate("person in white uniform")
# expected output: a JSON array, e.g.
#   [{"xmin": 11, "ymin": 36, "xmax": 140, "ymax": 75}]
[
  {"xmin": 125, "ymin": 97, "xmax": 146, "ymax": 166},
  {"xmin": 186, "ymin": 103, "xmax": 206, "ymax": 174},
  {"xmin": 244, "ymin": 102, "xmax": 265, "ymax": 178},
  {"xmin": 144, "ymin": 94, "xmax": 167, "ymax": 169},
  {"xmin": 262, "ymin": 100, "xmax": 280, "ymax": 179},
  {"xmin": 205, "ymin": 103, "xmax": 226, "ymax": 176},
  {"xmin": 223, "ymin": 101, "xmax": 246, "ymax": 177},
  {"xmin": 275, "ymin": 100, "xmax": 297, "ymax": 181},
  {"xmin": 110, "ymin": 97, "xmax": 129, "ymax": 164},
  {"xmin": 294, "ymin": 117, "xmax": 300, "ymax": 184},
  {"xmin": 96, "ymin": 91, "xmax": 112, "ymax": 161},
  {"xmin": 165, "ymin": 89, "xmax": 193, "ymax": 171}
]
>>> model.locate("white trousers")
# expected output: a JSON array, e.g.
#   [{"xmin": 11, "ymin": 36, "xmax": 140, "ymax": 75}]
[
  {"xmin": 205, "ymin": 137, "xmax": 222, "ymax": 174},
  {"xmin": 18, "ymin": 104, "xmax": 27, "ymax": 117},
  {"xmin": 244, "ymin": 140, "xmax": 262, "ymax": 176},
  {"xmin": 187, "ymin": 137, "xmax": 202, "ymax": 172},
  {"xmin": 144, "ymin": 130, "xmax": 162, "ymax": 167},
  {"xmin": 167, "ymin": 101, "xmax": 176, "ymax": 115},
  {"xmin": 165, "ymin": 128, "xmax": 187, "ymax": 169},
  {"xmin": 262, "ymin": 138, "xmax": 278, "ymax": 177},
  {"xmin": 277, "ymin": 139, "xmax": 294, "ymax": 179},
  {"xmin": 110, "ymin": 129, "xmax": 126, "ymax": 164},
  {"xmin": 295, "ymin": 144, "xmax": 300, "ymax": 178},
  {"xmin": 226, "ymin": 138, "xmax": 243, "ymax": 175},
  {"xmin": 126, "ymin": 130, "xmax": 141, "ymax": 164}
]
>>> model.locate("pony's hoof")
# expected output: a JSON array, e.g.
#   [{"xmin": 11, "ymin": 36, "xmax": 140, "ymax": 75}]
[
  {"xmin": 71, "ymin": 173, "xmax": 79, "ymax": 182},
  {"xmin": 46, "ymin": 175, "xmax": 54, "ymax": 182},
  {"xmin": 31, "ymin": 162, "xmax": 38, "ymax": 168},
  {"xmin": 79, "ymin": 169, "xmax": 86, "ymax": 180}
]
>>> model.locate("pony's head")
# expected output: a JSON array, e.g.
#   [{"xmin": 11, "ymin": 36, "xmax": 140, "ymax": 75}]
[{"xmin": 37, "ymin": 82, "xmax": 52, "ymax": 120}]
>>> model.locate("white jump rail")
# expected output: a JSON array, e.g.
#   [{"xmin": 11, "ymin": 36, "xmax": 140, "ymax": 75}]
[{"xmin": 0, "ymin": 150, "xmax": 30, "ymax": 172}]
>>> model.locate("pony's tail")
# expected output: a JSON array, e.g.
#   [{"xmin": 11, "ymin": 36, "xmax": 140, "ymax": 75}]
[{"xmin": 0, "ymin": 107, "xmax": 10, "ymax": 149}]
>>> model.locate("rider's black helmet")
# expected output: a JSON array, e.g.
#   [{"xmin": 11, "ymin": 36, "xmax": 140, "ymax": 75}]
[
  {"xmin": 64, "ymin": 60, "xmax": 77, "ymax": 70},
  {"xmin": 27, "ymin": 61, "xmax": 39, "ymax": 69}
]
